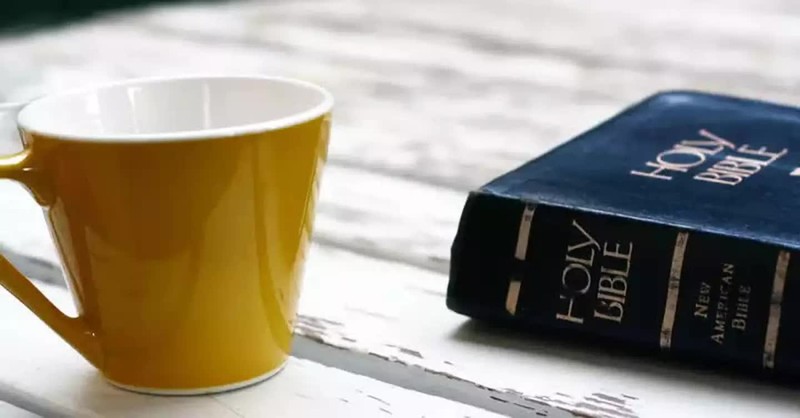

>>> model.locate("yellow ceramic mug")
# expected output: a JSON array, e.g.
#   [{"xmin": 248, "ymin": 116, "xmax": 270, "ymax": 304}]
[{"xmin": 0, "ymin": 75, "xmax": 332, "ymax": 394}]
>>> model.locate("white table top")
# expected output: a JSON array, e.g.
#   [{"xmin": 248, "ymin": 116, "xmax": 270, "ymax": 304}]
[
  {"xmin": 0, "ymin": 281, "xmax": 501, "ymax": 418},
  {"xmin": 3, "ymin": 0, "xmax": 800, "ymax": 416},
  {"xmin": 0, "ymin": 401, "xmax": 38, "ymax": 418}
]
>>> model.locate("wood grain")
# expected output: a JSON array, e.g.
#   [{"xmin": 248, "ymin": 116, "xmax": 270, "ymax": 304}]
[
  {"xmin": 5, "ymin": 189, "xmax": 800, "ymax": 417},
  {"xmin": 121, "ymin": 0, "xmax": 800, "ymax": 189},
  {"xmin": 0, "ymin": 401, "xmax": 38, "ymax": 418},
  {"xmin": 4, "ymin": 0, "xmax": 800, "ymax": 271},
  {"xmin": 294, "ymin": 245, "xmax": 800, "ymax": 418},
  {"xmin": 0, "ymin": 282, "xmax": 503, "ymax": 418},
  {"xmin": 4, "ymin": 1, "xmax": 800, "ymax": 416}
]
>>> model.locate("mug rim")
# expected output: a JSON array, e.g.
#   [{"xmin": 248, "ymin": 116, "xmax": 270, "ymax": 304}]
[{"xmin": 15, "ymin": 74, "xmax": 334, "ymax": 143}]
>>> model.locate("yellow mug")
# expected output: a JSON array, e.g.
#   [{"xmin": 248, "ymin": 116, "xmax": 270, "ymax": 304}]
[{"xmin": 0, "ymin": 75, "xmax": 332, "ymax": 394}]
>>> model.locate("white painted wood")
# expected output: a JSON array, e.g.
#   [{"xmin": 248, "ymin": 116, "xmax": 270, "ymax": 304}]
[
  {"xmin": 6, "ymin": 0, "xmax": 800, "ymax": 273},
  {"xmin": 0, "ymin": 282, "xmax": 500, "ymax": 418},
  {"xmin": 0, "ymin": 401, "xmax": 39, "ymax": 418},
  {"xmin": 0, "ymin": 183, "xmax": 57, "ymax": 274},
  {"xmin": 4, "ymin": 1, "xmax": 800, "ymax": 416},
  {"xmin": 4, "ymin": 0, "xmax": 800, "ymax": 196},
  {"xmin": 297, "ymin": 247, "xmax": 800, "ymax": 418},
  {"xmin": 4, "ymin": 196, "xmax": 799, "ymax": 416}
]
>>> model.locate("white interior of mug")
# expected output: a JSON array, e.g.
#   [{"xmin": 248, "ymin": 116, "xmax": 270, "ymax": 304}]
[{"xmin": 16, "ymin": 75, "xmax": 333, "ymax": 142}]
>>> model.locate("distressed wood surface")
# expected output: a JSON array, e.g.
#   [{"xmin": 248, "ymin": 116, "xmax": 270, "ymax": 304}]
[
  {"xmin": 4, "ymin": 185, "xmax": 800, "ymax": 417},
  {"xmin": 0, "ymin": 281, "xmax": 502, "ymax": 418},
  {"xmin": 0, "ymin": 401, "xmax": 38, "ymax": 418},
  {"xmin": 5, "ymin": 0, "xmax": 800, "ymax": 273},
  {"xmin": 4, "ymin": 0, "xmax": 800, "ymax": 417}
]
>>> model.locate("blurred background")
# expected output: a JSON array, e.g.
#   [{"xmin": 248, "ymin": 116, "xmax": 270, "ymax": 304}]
[
  {"xmin": 1, "ymin": 0, "xmax": 183, "ymax": 28},
  {"xmin": 2, "ymin": 0, "xmax": 800, "ymax": 276},
  {"xmin": 2, "ymin": 0, "xmax": 799, "ymax": 187}
]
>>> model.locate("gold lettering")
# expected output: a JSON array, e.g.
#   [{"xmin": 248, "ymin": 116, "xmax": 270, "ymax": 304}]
[
  {"xmin": 712, "ymin": 155, "xmax": 763, "ymax": 181},
  {"xmin": 737, "ymin": 144, "xmax": 787, "ymax": 163},
  {"xmin": 602, "ymin": 242, "xmax": 633, "ymax": 267},
  {"xmin": 556, "ymin": 295, "xmax": 583, "ymax": 324},
  {"xmin": 598, "ymin": 242, "xmax": 632, "ymax": 300},
  {"xmin": 598, "ymin": 275, "xmax": 627, "ymax": 297},
  {"xmin": 714, "ymin": 156, "xmax": 763, "ymax": 175},
  {"xmin": 630, "ymin": 161, "xmax": 679, "ymax": 181},
  {"xmin": 597, "ymin": 291, "xmax": 625, "ymax": 304},
  {"xmin": 631, "ymin": 142, "xmax": 711, "ymax": 181},
  {"xmin": 694, "ymin": 168, "xmax": 742, "ymax": 186},
  {"xmin": 595, "ymin": 241, "xmax": 632, "ymax": 322},
  {"xmin": 733, "ymin": 282, "xmax": 750, "ymax": 332},
  {"xmin": 631, "ymin": 130, "xmax": 786, "ymax": 186},
  {"xmin": 694, "ymin": 282, "xmax": 711, "ymax": 319},
  {"xmin": 565, "ymin": 221, "xmax": 600, "ymax": 266},
  {"xmin": 723, "ymin": 263, "xmax": 734, "ymax": 274},
  {"xmin": 692, "ymin": 144, "xmax": 785, "ymax": 187},
  {"xmin": 735, "ymin": 303, "xmax": 748, "ymax": 317},
  {"xmin": 594, "ymin": 300, "xmax": 624, "ymax": 322},
  {"xmin": 557, "ymin": 220, "xmax": 599, "ymax": 325},
  {"xmin": 630, "ymin": 129, "xmax": 788, "ymax": 186},
  {"xmin": 561, "ymin": 263, "xmax": 591, "ymax": 294},
  {"xmin": 695, "ymin": 302, "xmax": 708, "ymax": 319},
  {"xmin": 722, "ymin": 274, "xmax": 733, "ymax": 287},
  {"xmin": 714, "ymin": 316, "xmax": 726, "ymax": 333},
  {"xmin": 697, "ymin": 129, "xmax": 736, "ymax": 151},
  {"xmin": 557, "ymin": 222, "xmax": 637, "ymax": 327},
  {"xmin": 657, "ymin": 148, "xmax": 706, "ymax": 167},
  {"xmin": 712, "ymin": 292, "xmax": 729, "ymax": 344}
]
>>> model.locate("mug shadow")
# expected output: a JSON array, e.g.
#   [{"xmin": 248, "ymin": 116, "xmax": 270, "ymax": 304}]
[{"xmin": 450, "ymin": 318, "xmax": 800, "ymax": 405}]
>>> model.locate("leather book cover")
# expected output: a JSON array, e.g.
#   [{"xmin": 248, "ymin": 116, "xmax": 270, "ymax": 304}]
[{"xmin": 447, "ymin": 91, "xmax": 800, "ymax": 376}]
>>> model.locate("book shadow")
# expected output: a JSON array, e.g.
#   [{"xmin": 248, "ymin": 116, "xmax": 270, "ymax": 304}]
[{"xmin": 451, "ymin": 318, "xmax": 800, "ymax": 404}]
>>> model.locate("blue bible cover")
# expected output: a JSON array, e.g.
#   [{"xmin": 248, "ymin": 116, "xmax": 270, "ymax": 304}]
[{"xmin": 447, "ymin": 91, "xmax": 800, "ymax": 376}]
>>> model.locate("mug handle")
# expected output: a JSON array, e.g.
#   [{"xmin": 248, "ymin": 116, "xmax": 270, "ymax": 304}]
[{"xmin": 0, "ymin": 103, "xmax": 100, "ymax": 368}]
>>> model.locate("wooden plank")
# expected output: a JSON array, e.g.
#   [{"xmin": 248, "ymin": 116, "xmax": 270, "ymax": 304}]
[
  {"xmin": 8, "ymin": 0, "xmax": 800, "ymax": 270},
  {"xmin": 8, "ymin": 233, "xmax": 800, "ymax": 417},
  {"xmin": 128, "ymin": 0, "xmax": 800, "ymax": 190},
  {"xmin": 4, "ymin": 0, "xmax": 800, "ymax": 194},
  {"xmin": 315, "ymin": 166, "xmax": 463, "ymax": 272},
  {"xmin": 294, "ymin": 246, "xmax": 800, "ymax": 418},
  {"xmin": 2, "ymin": 3, "xmax": 800, "ymax": 416},
  {"xmin": 0, "ymin": 282, "xmax": 501, "ymax": 418},
  {"xmin": 132, "ymin": 0, "xmax": 800, "ymax": 89},
  {"xmin": 1, "ymin": 192, "xmax": 796, "ymax": 416},
  {"xmin": 0, "ymin": 16, "xmax": 579, "ymax": 192},
  {"xmin": 0, "ymin": 402, "xmax": 38, "ymax": 418},
  {"xmin": 0, "ymin": 183, "xmax": 60, "ymax": 282}
]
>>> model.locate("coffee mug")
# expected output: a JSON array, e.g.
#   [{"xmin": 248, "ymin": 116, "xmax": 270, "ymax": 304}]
[{"xmin": 0, "ymin": 75, "xmax": 332, "ymax": 394}]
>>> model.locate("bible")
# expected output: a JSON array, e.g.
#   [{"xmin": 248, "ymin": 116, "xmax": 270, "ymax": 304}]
[{"xmin": 447, "ymin": 91, "xmax": 800, "ymax": 376}]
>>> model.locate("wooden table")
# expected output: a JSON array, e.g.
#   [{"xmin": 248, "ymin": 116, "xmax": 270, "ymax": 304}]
[{"xmin": 2, "ymin": 0, "xmax": 800, "ymax": 416}]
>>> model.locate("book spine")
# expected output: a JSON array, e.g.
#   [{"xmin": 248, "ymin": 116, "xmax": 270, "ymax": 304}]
[{"xmin": 447, "ymin": 191, "xmax": 800, "ymax": 376}]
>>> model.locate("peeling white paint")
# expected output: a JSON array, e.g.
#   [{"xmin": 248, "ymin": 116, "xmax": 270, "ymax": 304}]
[
  {"xmin": 0, "ymin": 283, "xmax": 502, "ymax": 418},
  {"xmin": 3, "ymin": 0, "xmax": 800, "ymax": 416}
]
